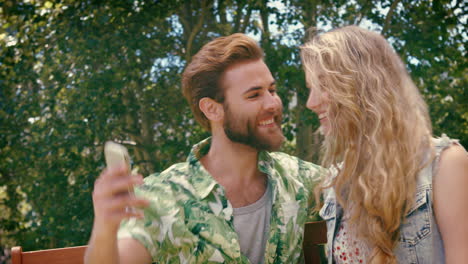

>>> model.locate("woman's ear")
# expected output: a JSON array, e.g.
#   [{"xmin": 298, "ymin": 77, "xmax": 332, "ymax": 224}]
[{"xmin": 199, "ymin": 97, "xmax": 224, "ymax": 122}]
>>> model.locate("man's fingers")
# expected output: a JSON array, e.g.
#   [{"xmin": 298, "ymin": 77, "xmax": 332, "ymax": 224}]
[
  {"xmin": 94, "ymin": 173, "xmax": 143, "ymax": 198},
  {"xmin": 109, "ymin": 175, "xmax": 143, "ymax": 195},
  {"xmin": 94, "ymin": 166, "xmax": 130, "ymax": 192},
  {"xmin": 124, "ymin": 210, "xmax": 145, "ymax": 219},
  {"xmin": 107, "ymin": 195, "xmax": 150, "ymax": 211},
  {"xmin": 132, "ymin": 198, "xmax": 151, "ymax": 208},
  {"xmin": 112, "ymin": 209, "xmax": 145, "ymax": 221},
  {"xmin": 101, "ymin": 207, "xmax": 146, "ymax": 225},
  {"xmin": 100, "ymin": 165, "xmax": 130, "ymax": 180}
]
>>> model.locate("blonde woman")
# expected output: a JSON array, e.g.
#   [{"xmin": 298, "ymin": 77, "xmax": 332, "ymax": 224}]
[{"xmin": 300, "ymin": 26, "xmax": 468, "ymax": 263}]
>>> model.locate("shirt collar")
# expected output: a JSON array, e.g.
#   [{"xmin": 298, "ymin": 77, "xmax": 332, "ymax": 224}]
[
  {"xmin": 186, "ymin": 137, "xmax": 277, "ymax": 199},
  {"xmin": 186, "ymin": 137, "xmax": 218, "ymax": 199}
]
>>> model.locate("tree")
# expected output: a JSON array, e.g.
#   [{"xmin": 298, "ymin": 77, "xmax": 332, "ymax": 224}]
[{"xmin": 1, "ymin": 0, "xmax": 466, "ymax": 252}]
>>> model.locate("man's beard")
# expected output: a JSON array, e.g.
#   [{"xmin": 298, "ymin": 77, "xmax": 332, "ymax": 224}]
[{"xmin": 223, "ymin": 104, "xmax": 284, "ymax": 152}]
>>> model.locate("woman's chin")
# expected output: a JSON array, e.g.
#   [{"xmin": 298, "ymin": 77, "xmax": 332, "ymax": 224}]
[{"xmin": 319, "ymin": 125, "xmax": 330, "ymax": 136}]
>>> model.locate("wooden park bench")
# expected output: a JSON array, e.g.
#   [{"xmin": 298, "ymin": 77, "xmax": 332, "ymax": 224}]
[{"xmin": 11, "ymin": 221, "xmax": 327, "ymax": 264}]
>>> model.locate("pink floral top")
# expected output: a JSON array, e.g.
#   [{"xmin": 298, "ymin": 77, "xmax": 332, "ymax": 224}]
[{"xmin": 333, "ymin": 219, "xmax": 371, "ymax": 264}]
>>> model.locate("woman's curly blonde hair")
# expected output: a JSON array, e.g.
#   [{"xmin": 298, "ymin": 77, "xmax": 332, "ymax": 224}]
[{"xmin": 300, "ymin": 26, "xmax": 433, "ymax": 263}]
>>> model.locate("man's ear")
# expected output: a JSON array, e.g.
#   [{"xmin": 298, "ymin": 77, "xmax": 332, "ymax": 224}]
[{"xmin": 199, "ymin": 97, "xmax": 224, "ymax": 122}]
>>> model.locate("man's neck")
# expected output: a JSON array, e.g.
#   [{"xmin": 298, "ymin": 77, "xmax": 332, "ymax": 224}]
[{"xmin": 200, "ymin": 134, "xmax": 267, "ymax": 207}]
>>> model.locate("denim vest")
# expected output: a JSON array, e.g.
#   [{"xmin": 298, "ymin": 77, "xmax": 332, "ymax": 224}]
[{"xmin": 319, "ymin": 135, "xmax": 456, "ymax": 264}]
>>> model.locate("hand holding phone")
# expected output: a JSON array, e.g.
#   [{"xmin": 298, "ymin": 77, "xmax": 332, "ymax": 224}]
[
  {"xmin": 88, "ymin": 141, "xmax": 149, "ymax": 257},
  {"xmin": 104, "ymin": 141, "xmax": 138, "ymax": 214}
]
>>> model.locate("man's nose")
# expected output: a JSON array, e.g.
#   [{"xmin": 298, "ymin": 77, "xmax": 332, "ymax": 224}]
[{"xmin": 264, "ymin": 92, "xmax": 282, "ymax": 111}]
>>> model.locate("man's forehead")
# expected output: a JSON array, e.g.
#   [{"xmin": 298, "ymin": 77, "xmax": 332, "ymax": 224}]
[{"xmin": 222, "ymin": 60, "xmax": 274, "ymax": 93}]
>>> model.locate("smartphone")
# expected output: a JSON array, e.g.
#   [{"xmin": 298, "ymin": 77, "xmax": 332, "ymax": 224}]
[
  {"xmin": 104, "ymin": 141, "xmax": 137, "ymax": 213},
  {"xmin": 104, "ymin": 141, "xmax": 131, "ymax": 170}
]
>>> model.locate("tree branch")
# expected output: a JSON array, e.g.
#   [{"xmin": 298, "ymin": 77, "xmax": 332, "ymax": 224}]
[
  {"xmin": 218, "ymin": 0, "xmax": 228, "ymax": 25},
  {"xmin": 184, "ymin": 0, "xmax": 210, "ymax": 63},
  {"xmin": 355, "ymin": 0, "xmax": 372, "ymax": 25},
  {"xmin": 240, "ymin": 4, "xmax": 253, "ymax": 33},
  {"xmin": 301, "ymin": 0, "xmax": 317, "ymax": 29},
  {"xmin": 233, "ymin": 0, "xmax": 244, "ymax": 32},
  {"xmin": 179, "ymin": 1, "xmax": 193, "ymax": 42},
  {"xmin": 382, "ymin": 0, "xmax": 402, "ymax": 37},
  {"xmin": 259, "ymin": 0, "xmax": 270, "ymax": 45}
]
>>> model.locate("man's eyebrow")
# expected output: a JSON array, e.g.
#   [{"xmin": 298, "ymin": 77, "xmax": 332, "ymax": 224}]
[
  {"xmin": 242, "ymin": 81, "xmax": 276, "ymax": 95},
  {"xmin": 243, "ymin": 87, "xmax": 262, "ymax": 95}
]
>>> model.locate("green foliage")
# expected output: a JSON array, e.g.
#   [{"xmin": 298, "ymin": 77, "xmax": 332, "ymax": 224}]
[{"xmin": 1, "ymin": 0, "xmax": 466, "ymax": 252}]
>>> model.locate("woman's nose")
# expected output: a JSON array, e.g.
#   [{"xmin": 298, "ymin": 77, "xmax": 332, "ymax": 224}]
[{"xmin": 306, "ymin": 89, "xmax": 322, "ymax": 111}]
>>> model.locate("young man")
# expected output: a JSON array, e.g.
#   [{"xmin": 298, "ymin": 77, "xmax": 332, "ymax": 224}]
[{"xmin": 84, "ymin": 33, "xmax": 323, "ymax": 264}]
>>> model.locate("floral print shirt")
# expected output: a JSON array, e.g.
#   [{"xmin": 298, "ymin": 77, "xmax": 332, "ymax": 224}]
[{"xmin": 118, "ymin": 138, "xmax": 325, "ymax": 263}]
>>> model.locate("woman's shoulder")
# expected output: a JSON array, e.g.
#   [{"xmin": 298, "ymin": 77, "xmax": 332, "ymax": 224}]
[
  {"xmin": 436, "ymin": 143, "xmax": 467, "ymax": 180},
  {"xmin": 431, "ymin": 134, "xmax": 466, "ymax": 175},
  {"xmin": 431, "ymin": 134, "xmax": 461, "ymax": 156},
  {"xmin": 431, "ymin": 136, "xmax": 468, "ymax": 261},
  {"xmin": 431, "ymin": 134, "xmax": 467, "ymax": 211}
]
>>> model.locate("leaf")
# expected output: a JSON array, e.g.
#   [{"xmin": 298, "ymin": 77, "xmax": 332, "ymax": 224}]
[{"xmin": 44, "ymin": 1, "xmax": 53, "ymax": 9}]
